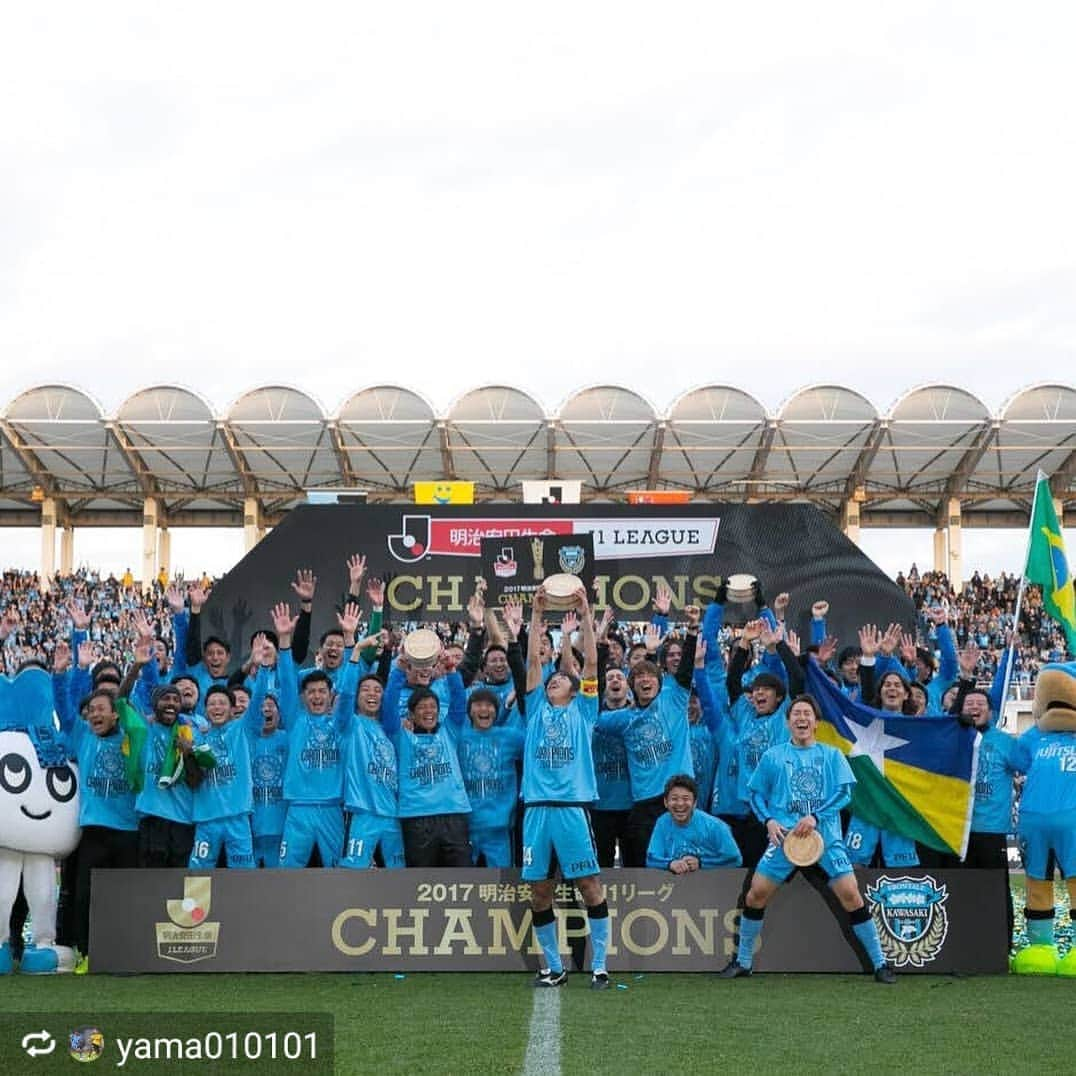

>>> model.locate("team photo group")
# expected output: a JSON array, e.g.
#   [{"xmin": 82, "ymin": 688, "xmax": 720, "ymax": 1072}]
[{"xmin": 2, "ymin": 519, "xmax": 1073, "ymax": 986}]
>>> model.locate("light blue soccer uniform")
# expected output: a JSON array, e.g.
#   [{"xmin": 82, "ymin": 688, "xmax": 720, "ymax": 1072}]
[
  {"xmin": 645, "ymin": 808, "xmax": 741, "ymax": 870},
  {"xmin": 270, "ymin": 649, "xmax": 356, "ymax": 868},
  {"xmin": 1013, "ymin": 726, "xmax": 1076, "ymax": 879},
  {"xmin": 456, "ymin": 723, "xmax": 526, "ymax": 867},
  {"xmin": 972, "ymin": 726, "xmax": 1022, "ymax": 835},
  {"xmin": 592, "ymin": 723, "xmax": 632, "ymax": 811},
  {"xmin": 749, "ymin": 741, "xmax": 856, "ymax": 883},
  {"xmin": 594, "ymin": 676, "xmax": 693, "ymax": 803},
  {"xmin": 244, "ymin": 674, "xmax": 291, "ymax": 866},
  {"xmin": 136, "ymin": 722, "xmax": 196, "ymax": 825},
  {"xmin": 727, "ymin": 705, "xmax": 790, "ymax": 816},
  {"xmin": 250, "ymin": 729, "xmax": 289, "ymax": 867},
  {"xmin": 521, "ymin": 681, "xmax": 600, "ymax": 881},
  {"xmin": 381, "ymin": 667, "xmax": 471, "ymax": 819},
  {"xmin": 62, "ymin": 720, "xmax": 139, "ymax": 831},
  {"xmin": 339, "ymin": 688, "xmax": 405, "ymax": 870},
  {"xmin": 690, "ymin": 668, "xmax": 726, "ymax": 814},
  {"xmin": 189, "ymin": 719, "xmax": 254, "ymax": 869}
]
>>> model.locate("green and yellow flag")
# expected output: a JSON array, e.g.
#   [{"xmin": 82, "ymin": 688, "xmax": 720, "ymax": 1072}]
[{"xmin": 1026, "ymin": 472, "xmax": 1076, "ymax": 655}]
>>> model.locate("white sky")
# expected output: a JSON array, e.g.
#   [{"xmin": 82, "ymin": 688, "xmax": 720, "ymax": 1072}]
[{"xmin": 2, "ymin": 4, "xmax": 1074, "ymax": 578}]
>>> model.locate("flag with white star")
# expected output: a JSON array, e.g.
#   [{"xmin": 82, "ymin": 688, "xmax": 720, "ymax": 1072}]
[{"xmin": 806, "ymin": 658, "xmax": 979, "ymax": 857}]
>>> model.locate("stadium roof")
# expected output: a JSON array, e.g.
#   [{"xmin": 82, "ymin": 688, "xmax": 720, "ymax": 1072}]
[{"xmin": 1, "ymin": 381, "xmax": 1073, "ymax": 528}]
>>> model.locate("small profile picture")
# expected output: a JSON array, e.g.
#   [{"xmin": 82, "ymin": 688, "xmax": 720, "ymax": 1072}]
[{"xmin": 69, "ymin": 1026, "xmax": 104, "ymax": 1063}]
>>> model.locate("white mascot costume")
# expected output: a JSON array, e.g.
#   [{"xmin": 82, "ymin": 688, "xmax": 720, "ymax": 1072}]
[{"xmin": 0, "ymin": 665, "xmax": 80, "ymax": 973}]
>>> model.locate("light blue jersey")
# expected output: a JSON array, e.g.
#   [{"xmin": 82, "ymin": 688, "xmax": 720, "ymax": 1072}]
[
  {"xmin": 382, "ymin": 667, "xmax": 470, "ymax": 818},
  {"xmin": 748, "ymin": 741, "xmax": 854, "ymax": 846},
  {"xmin": 250, "ymin": 729, "xmax": 289, "ymax": 838},
  {"xmin": 689, "ymin": 724, "xmax": 717, "ymax": 814},
  {"xmin": 272, "ymin": 649, "xmax": 356, "ymax": 806},
  {"xmin": 971, "ymin": 727, "xmax": 1022, "ymax": 834},
  {"xmin": 925, "ymin": 624, "xmax": 959, "ymax": 713},
  {"xmin": 1014, "ymin": 727, "xmax": 1076, "ymax": 814},
  {"xmin": 135, "ymin": 722, "xmax": 195, "ymax": 824},
  {"xmin": 456, "ymin": 724, "xmax": 525, "ymax": 831},
  {"xmin": 192, "ymin": 720, "xmax": 253, "ymax": 824},
  {"xmin": 342, "ymin": 718, "xmax": 399, "ymax": 818},
  {"xmin": 594, "ymin": 677, "xmax": 692, "ymax": 802},
  {"xmin": 522, "ymin": 684, "xmax": 599, "ymax": 805},
  {"xmin": 592, "ymin": 718, "xmax": 632, "ymax": 811},
  {"xmin": 645, "ymin": 808, "xmax": 741, "ymax": 869},
  {"xmin": 63, "ymin": 721, "xmax": 138, "ymax": 831},
  {"xmin": 731, "ymin": 705, "xmax": 790, "ymax": 812}
]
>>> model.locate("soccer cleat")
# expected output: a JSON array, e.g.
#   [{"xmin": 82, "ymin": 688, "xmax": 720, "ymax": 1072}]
[
  {"xmin": 74, "ymin": 954, "xmax": 90, "ymax": 976},
  {"xmin": 533, "ymin": 968, "xmax": 567, "ymax": 987},
  {"xmin": 1011, "ymin": 944, "xmax": 1060, "ymax": 976},
  {"xmin": 717, "ymin": 959, "xmax": 752, "ymax": 979},
  {"xmin": 590, "ymin": 972, "xmax": 610, "ymax": 991},
  {"xmin": 1056, "ymin": 949, "xmax": 1076, "ymax": 978},
  {"xmin": 873, "ymin": 963, "xmax": 897, "ymax": 984},
  {"xmin": 0, "ymin": 942, "xmax": 12, "ymax": 976}
]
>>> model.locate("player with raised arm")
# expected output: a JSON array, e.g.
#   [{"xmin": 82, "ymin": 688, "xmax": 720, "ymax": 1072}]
[{"xmin": 523, "ymin": 583, "xmax": 610, "ymax": 989}]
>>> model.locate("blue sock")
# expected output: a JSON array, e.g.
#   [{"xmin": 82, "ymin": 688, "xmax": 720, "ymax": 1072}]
[
  {"xmin": 1025, "ymin": 909, "xmax": 1055, "ymax": 947},
  {"xmin": 851, "ymin": 917, "xmax": 886, "ymax": 970},
  {"xmin": 588, "ymin": 902, "xmax": 610, "ymax": 974},
  {"xmin": 738, "ymin": 908, "xmax": 764, "ymax": 968},
  {"xmin": 533, "ymin": 910, "xmax": 561, "ymax": 973}
]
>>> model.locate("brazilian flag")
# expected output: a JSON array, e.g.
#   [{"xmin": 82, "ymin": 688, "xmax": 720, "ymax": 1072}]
[
  {"xmin": 115, "ymin": 697, "xmax": 148, "ymax": 793},
  {"xmin": 1026, "ymin": 473, "xmax": 1076, "ymax": 656}
]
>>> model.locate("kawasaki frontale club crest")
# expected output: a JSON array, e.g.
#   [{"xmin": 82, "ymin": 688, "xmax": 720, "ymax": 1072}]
[
  {"xmin": 558, "ymin": 545, "xmax": 586, "ymax": 574},
  {"xmin": 866, "ymin": 875, "xmax": 949, "ymax": 968}
]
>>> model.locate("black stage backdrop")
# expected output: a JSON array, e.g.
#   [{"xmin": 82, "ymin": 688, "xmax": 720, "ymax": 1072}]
[{"xmin": 203, "ymin": 504, "xmax": 913, "ymax": 655}]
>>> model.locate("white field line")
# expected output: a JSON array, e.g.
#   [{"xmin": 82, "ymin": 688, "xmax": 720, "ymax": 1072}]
[{"xmin": 521, "ymin": 986, "xmax": 562, "ymax": 1076}]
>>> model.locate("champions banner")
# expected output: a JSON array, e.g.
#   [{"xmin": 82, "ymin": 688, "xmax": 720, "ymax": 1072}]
[
  {"xmin": 90, "ymin": 868, "xmax": 1008, "ymax": 975},
  {"xmin": 203, "ymin": 504, "xmax": 913, "ymax": 648}
]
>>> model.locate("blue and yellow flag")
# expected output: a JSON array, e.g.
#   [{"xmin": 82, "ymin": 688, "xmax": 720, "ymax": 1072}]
[
  {"xmin": 805, "ymin": 660, "xmax": 979, "ymax": 857},
  {"xmin": 1026, "ymin": 473, "xmax": 1076, "ymax": 656}
]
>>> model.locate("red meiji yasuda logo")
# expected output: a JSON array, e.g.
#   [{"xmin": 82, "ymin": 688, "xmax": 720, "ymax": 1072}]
[
  {"xmin": 386, "ymin": 515, "xmax": 719, "ymax": 563},
  {"xmin": 388, "ymin": 516, "xmax": 572, "ymax": 562}
]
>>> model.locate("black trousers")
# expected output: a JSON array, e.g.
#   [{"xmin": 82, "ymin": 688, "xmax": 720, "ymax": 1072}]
[
  {"xmin": 591, "ymin": 809, "xmax": 631, "ymax": 869},
  {"xmin": 75, "ymin": 826, "xmax": 139, "ymax": 954},
  {"xmin": 56, "ymin": 848, "xmax": 79, "ymax": 947},
  {"xmin": 138, "ymin": 815, "xmax": 195, "ymax": 868},
  {"xmin": 961, "ymin": 830, "xmax": 1014, "ymax": 942},
  {"xmin": 401, "ymin": 814, "xmax": 472, "ymax": 868},
  {"xmin": 720, "ymin": 813, "xmax": 769, "ymax": 871},
  {"xmin": 623, "ymin": 796, "xmax": 666, "ymax": 868},
  {"xmin": 916, "ymin": 842, "xmax": 961, "ymax": 870}
]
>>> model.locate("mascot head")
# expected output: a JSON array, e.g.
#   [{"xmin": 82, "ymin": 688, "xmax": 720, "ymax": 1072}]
[
  {"xmin": 1032, "ymin": 661, "xmax": 1076, "ymax": 733},
  {"xmin": 0, "ymin": 666, "xmax": 80, "ymax": 857}
]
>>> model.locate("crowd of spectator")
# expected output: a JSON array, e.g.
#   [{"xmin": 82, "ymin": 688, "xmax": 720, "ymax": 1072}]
[
  {"xmin": 2, "ymin": 563, "xmax": 1065, "ymax": 689},
  {"xmin": 897, "ymin": 564, "xmax": 1065, "ymax": 687},
  {"xmin": 0, "ymin": 568, "xmax": 213, "ymax": 674}
]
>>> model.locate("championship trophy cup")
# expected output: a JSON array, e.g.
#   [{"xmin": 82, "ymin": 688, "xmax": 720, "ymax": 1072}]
[
  {"xmin": 530, "ymin": 537, "xmax": 545, "ymax": 581},
  {"xmin": 402, "ymin": 628, "xmax": 442, "ymax": 669},
  {"xmin": 726, "ymin": 573, "xmax": 758, "ymax": 604}
]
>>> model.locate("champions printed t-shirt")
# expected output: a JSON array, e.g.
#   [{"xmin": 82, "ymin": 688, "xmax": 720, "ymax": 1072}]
[{"xmin": 522, "ymin": 681, "xmax": 599, "ymax": 806}]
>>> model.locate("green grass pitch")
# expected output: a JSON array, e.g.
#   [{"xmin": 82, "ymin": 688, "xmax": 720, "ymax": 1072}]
[
  {"xmin": 0, "ymin": 881, "xmax": 1069, "ymax": 1074},
  {"xmin": 1, "ymin": 970, "xmax": 1071, "ymax": 1075}
]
